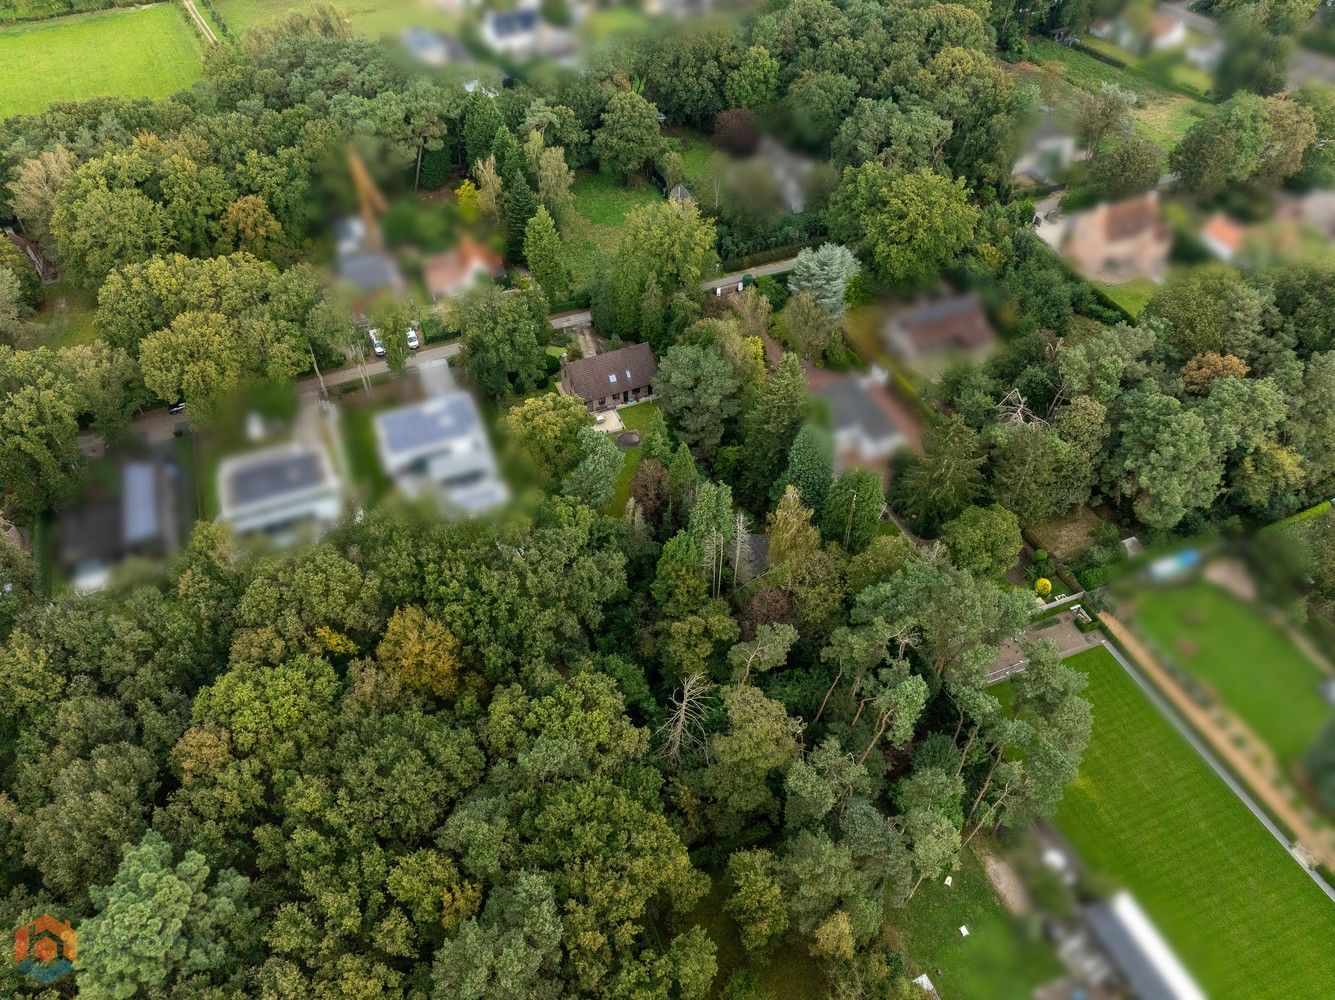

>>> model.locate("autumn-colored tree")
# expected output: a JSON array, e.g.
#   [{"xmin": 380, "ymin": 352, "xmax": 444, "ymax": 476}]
[{"xmin": 377, "ymin": 604, "xmax": 464, "ymax": 698}]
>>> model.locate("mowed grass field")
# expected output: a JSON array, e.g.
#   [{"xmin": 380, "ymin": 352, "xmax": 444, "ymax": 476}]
[
  {"xmin": 215, "ymin": 0, "xmax": 455, "ymax": 38},
  {"xmin": 1129, "ymin": 581, "xmax": 1331, "ymax": 768},
  {"xmin": 0, "ymin": 5, "xmax": 203, "ymax": 120},
  {"xmin": 1057, "ymin": 646, "xmax": 1335, "ymax": 998}
]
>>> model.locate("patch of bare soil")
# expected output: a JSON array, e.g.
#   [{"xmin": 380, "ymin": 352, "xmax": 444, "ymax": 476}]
[{"xmin": 978, "ymin": 850, "xmax": 1031, "ymax": 916}]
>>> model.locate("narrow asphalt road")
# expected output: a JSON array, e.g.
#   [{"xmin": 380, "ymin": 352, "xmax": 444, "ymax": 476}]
[
  {"xmin": 88, "ymin": 257, "xmax": 800, "ymax": 450},
  {"xmin": 551, "ymin": 255, "xmax": 800, "ymax": 330}
]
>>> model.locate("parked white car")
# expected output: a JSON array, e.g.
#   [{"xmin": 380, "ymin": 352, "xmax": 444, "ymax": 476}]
[
  {"xmin": 368, "ymin": 328, "xmax": 386, "ymax": 357},
  {"xmin": 406, "ymin": 325, "xmax": 421, "ymax": 350}
]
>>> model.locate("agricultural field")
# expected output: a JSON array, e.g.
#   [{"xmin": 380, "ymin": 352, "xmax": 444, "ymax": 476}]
[
  {"xmin": 1128, "ymin": 580, "xmax": 1331, "ymax": 769},
  {"xmin": 1025, "ymin": 39, "xmax": 1208, "ymax": 151},
  {"xmin": 0, "ymin": 4, "xmax": 204, "ymax": 120},
  {"xmin": 214, "ymin": 0, "xmax": 454, "ymax": 38},
  {"xmin": 1056, "ymin": 646, "xmax": 1335, "ymax": 998}
]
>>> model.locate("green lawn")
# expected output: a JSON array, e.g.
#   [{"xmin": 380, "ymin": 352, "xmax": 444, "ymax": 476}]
[
  {"xmin": 566, "ymin": 170, "xmax": 663, "ymax": 290},
  {"xmin": 897, "ymin": 847, "xmax": 1060, "ymax": 998},
  {"xmin": 0, "ymin": 5, "xmax": 203, "ymax": 121},
  {"xmin": 1129, "ymin": 581, "xmax": 1331, "ymax": 769},
  {"xmin": 607, "ymin": 400, "xmax": 660, "ymax": 517},
  {"xmin": 28, "ymin": 280, "xmax": 99, "ymax": 349},
  {"xmin": 215, "ymin": 0, "xmax": 455, "ymax": 38},
  {"xmin": 1093, "ymin": 277, "xmax": 1158, "ymax": 317},
  {"xmin": 1056, "ymin": 646, "xmax": 1335, "ymax": 999}
]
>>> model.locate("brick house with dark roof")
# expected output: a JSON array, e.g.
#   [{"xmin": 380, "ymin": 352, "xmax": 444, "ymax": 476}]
[
  {"xmin": 1061, "ymin": 191, "xmax": 1171, "ymax": 284},
  {"xmin": 883, "ymin": 291, "xmax": 996, "ymax": 363},
  {"xmin": 561, "ymin": 342, "xmax": 658, "ymax": 410}
]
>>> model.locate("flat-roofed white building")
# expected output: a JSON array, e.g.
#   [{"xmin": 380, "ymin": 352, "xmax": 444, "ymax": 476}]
[
  {"xmin": 217, "ymin": 443, "xmax": 342, "ymax": 545},
  {"xmin": 374, "ymin": 392, "xmax": 508, "ymax": 515}
]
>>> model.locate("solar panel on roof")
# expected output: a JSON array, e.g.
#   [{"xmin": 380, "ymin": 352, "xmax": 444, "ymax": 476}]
[
  {"xmin": 228, "ymin": 451, "xmax": 324, "ymax": 507},
  {"xmin": 378, "ymin": 395, "xmax": 481, "ymax": 457}
]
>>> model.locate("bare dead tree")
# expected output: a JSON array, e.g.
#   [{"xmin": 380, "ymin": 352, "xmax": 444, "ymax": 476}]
[
  {"xmin": 730, "ymin": 510, "xmax": 752, "ymax": 590},
  {"xmin": 656, "ymin": 673, "xmax": 715, "ymax": 769}
]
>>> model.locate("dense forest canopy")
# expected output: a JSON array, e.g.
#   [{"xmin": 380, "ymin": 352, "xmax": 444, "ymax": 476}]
[{"xmin": 1, "ymin": 1, "xmax": 1334, "ymax": 996}]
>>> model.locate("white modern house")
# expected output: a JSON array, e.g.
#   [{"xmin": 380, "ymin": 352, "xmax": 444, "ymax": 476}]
[
  {"xmin": 374, "ymin": 392, "xmax": 508, "ymax": 515},
  {"xmin": 217, "ymin": 443, "xmax": 343, "ymax": 545}
]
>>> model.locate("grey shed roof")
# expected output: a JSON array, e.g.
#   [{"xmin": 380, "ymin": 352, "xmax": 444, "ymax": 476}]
[
  {"xmin": 816, "ymin": 378, "xmax": 901, "ymax": 441},
  {"xmin": 339, "ymin": 250, "xmax": 403, "ymax": 293},
  {"xmin": 376, "ymin": 394, "xmax": 482, "ymax": 460},
  {"xmin": 225, "ymin": 450, "xmax": 326, "ymax": 508},
  {"xmin": 121, "ymin": 461, "xmax": 160, "ymax": 546}
]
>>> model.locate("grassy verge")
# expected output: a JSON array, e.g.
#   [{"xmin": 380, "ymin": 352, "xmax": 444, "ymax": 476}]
[
  {"xmin": 566, "ymin": 170, "xmax": 663, "ymax": 292},
  {"xmin": 1056, "ymin": 646, "xmax": 1335, "ymax": 998},
  {"xmin": 1028, "ymin": 39, "xmax": 1206, "ymax": 151},
  {"xmin": 0, "ymin": 5, "xmax": 203, "ymax": 120},
  {"xmin": 1127, "ymin": 580, "xmax": 1330, "ymax": 768}
]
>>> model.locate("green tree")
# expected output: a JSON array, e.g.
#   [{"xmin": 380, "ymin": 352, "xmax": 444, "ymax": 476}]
[
  {"xmin": 7, "ymin": 145, "xmax": 79, "ymax": 259},
  {"xmin": 523, "ymin": 206, "xmax": 570, "ymax": 301},
  {"xmin": 777, "ymin": 420, "xmax": 834, "ymax": 511},
  {"xmin": 0, "ymin": 237, "xmax": 41, "ymax": 309},
  {"xmin": 725, "ymin": 849, "xmax": 788, "ymax": 954},
  {"xmin": 898, "ymin": 414, "xmax": 986, "ymax": 534},
  {"xmin": 820, "ymin": 469, "xmax": 885, "ymax": 554},
  {"xmin": 739, "ymin": 352, "xmax": 809, "ymax": 510},
  {"xmin": 1112, "ymin": 388, "xmax": 1223, "ymax": 529},
  {"xmin": 725, "ymin": 46, "xmax": 780, "ymax": 111},
  {"xmin": 464, "ymin": 91, "xmax": 506, "ymax": 172},
  {"xmin": 831, "ymin": 100, "xmax": 952, "ymax": 172},
  {"xmin": 776, "ymin": 290, "xmax": 834, "ymax": 360},
  {"xmin": 1087, "ymin": 135, "xmax": 1161, "ymax": 200},
  {"xmin": 787, "ymin": 71, "xmax": 858, "ymax": 149},
  {"xmin": 654, "ymin": 343, "xmax": 741, "ymax": 463},
  {"xmin": 52, "ymin": 186, "xmax": 172, "ymax": 291},
  {"xmin": 593, "ymin": 90, "xmax": 665, "ymax": 180},
  {"xmin": 79, "ymin": 830, "xmax": 257, "ymax": 1000},
  {"xmin": 458, "ymin": 284, "xmax": 550, "ymax": 398},
  {"xmin": 986, "ymin": 423, "xmax": 1080, "ymax": 527},
  {"xmin": 498, "ymin": 392, "xmax": 590, "ymax": 486},
  {"xmin": 371, "ymin": 297, "xmax": 413, "ymax": 374},
  {"xmin": 789, "ymin": 243, "xmax": 859, "ymax": 321},
  {"xmin": 0, "ymin": 346, "xmax": 85, "ymax": 518},
  {"xmin": 942, "ymin": 505, "xmax": 1023, "ymax": 579},
  {"xmin": 829, "ymin": 165, "xmax": 978, "ymax": 290},
  {"xmin": 62, "ymin": 340, "xmax": 142, "ymax": 443},
  {"xmin": 562, "ymin": 425, "xmax": 623, "ymax": 511},
  {"xmin": 502, "ymin": 167, "xmax": 537, "ymax": 262},
  {"xmin": 377, "ymin": 604, "xmax": 464, "ymax": 698}
]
